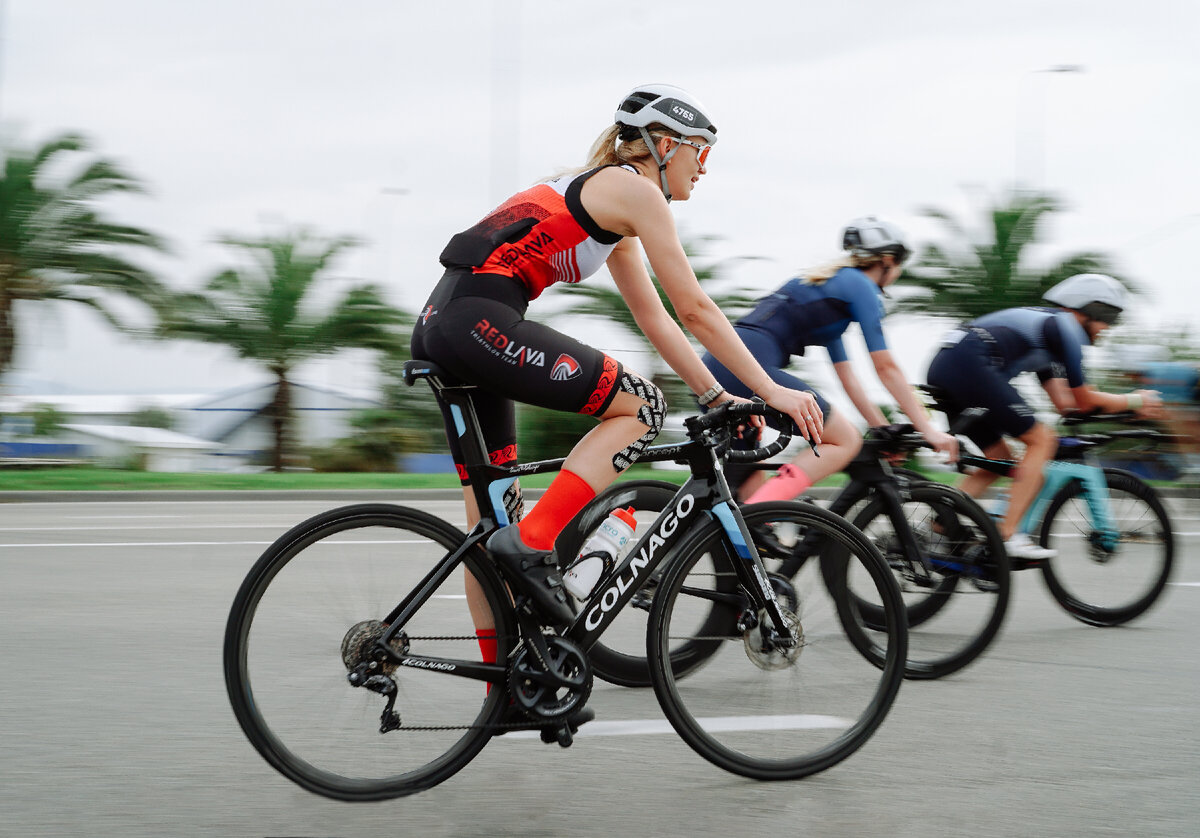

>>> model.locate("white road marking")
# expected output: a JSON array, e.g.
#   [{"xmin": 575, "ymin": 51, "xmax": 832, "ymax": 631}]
[
  {"xmin": 0, "ymin": 539, "xmax": 429, "ymax": 548},
  {"xmin": 0, "ymin": 524, "xmax": 312, "ymax": 532},
  {"xmin": 497, "ymin": 714, "xmax": 852, "ymax": 740}
]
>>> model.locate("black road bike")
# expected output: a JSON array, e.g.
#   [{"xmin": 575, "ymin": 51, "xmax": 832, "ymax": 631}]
[
  {"xmin": 562, "ymin": 424, "xmax": 1010, "ymax": 683},
  {"xmin": 223, "ymin": 361, "xmax": 907, "ymax": 800}
]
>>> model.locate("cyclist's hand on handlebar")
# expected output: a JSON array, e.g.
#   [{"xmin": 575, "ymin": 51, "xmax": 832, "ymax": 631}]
[
  {"xmin": 708, "ymin": 392, "xmax": 767, "ymax": 430},
  {"xmin": 763, "ymin": 384, "xmax": 823, "ymax": 444},
  {"xmin": 1131, "ymin": 389, "xmax": 1165, "ymax": 421},
  {"xmin": 926, "ymin": 429, "xmax": 959, "ymax": 463}
]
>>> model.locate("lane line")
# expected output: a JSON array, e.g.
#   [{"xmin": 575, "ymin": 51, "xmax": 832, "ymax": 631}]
[
  {"xmin": 0, "ymin": 524, "xmax": 321, "ymax": 532},
  {"xmin": 0, "ymin": 539, "xmax": 430, "ymax": 548},
  {"xmin": 497, "ymin": 714, "xmax": 852, "ymax": 740}
]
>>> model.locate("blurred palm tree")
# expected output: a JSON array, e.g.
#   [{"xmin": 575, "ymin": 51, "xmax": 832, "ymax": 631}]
[
  {"xmin": 555, "ymin": 235, "xmax": 761, "ymax": 407},
  {"xmin": 893, "ymin": 190, "xmax": 1129, "ymax": 321},
  {"xmin": 0, "ymin": 132, "xmax": 168, "ymax": 379},
  {"xmin": 158, "ymin": 230, "xmax": 409, "ymax": 470}
]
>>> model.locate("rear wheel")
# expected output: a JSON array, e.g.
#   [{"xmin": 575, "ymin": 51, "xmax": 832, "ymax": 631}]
[
  {"xmin": 647, "ymin": 501, "xmax": 905, "ymax": 780},
  {"xmin": 224, "ymin": 504, "xmax": 515, "ymax": 801},
  {"xmin": 1038, "ymin": 469, "xmax": 1173, "ymax": 626}
]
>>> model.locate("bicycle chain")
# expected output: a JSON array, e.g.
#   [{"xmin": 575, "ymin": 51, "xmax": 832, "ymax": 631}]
[{"xmin": 385, "ymin": 634, "xmax": 573, "ymax": 732}]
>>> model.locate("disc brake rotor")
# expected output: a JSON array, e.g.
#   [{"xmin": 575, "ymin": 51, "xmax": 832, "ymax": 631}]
[{"xmin": 743, "ymin": 607, "xmax": 803, "ymax": 670}]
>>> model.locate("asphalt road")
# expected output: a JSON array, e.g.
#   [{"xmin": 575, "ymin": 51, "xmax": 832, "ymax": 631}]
[{"xmin": 2, "ymin": 495, "xmax": 1197, "ymax": 838}]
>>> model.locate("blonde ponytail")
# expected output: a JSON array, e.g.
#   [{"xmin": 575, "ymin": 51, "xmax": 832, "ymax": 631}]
[
  {"xmin": 802, "ymin": 253, "xmax": 886, "ymax": 285},
  {"xmin": 544, "ymin": 123, "xmax": 682, "ymax": 181}
]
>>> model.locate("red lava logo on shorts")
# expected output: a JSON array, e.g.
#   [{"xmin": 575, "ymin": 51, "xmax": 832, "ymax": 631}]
[
  {"xmin": 472, "ymin": 319, "xmax": 545, "ymax": 367},
  {"xmin": 550, "ymin": 354, "xmax": 582, "ymax": 381}
]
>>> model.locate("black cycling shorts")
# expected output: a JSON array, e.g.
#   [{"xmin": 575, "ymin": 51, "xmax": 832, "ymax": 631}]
[
  {"xmin": 926, "ymin": 329, "xmax": 1037, "ymax": 450},
  {"xmin": 410, "ymin": 269, "xmax": 622, "ymax": 482}
]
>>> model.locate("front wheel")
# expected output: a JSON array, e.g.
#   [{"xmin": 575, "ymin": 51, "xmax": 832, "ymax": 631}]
[
  {"xmin": 224, "ymin": 504, "xmax": 516, "ymax": 801},
  {"xmin": 646, "ymin": 501, "xmax": 906, "ymax": 780},
  {"xmin": 841, "ymin": 483, "xmax": 1011, "ymax": 680},
  {"xmin": 1038, "ymin": 469, "xmax": 1174, "ymax": 626}
]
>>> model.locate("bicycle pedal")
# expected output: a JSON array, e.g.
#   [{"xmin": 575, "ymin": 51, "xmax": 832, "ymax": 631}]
[{"xmin": 540, "ymin": 725, "xmax": 574, "ymax": 747}]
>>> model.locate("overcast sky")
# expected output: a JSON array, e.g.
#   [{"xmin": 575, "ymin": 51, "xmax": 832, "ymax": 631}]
[{"xmin": 3, "ymin": 0, "xmax": 1198, "ymax": 403}]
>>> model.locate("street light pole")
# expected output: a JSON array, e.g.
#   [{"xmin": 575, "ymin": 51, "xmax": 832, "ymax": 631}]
[{"xmin": 1016, "ymin": 64, "xmax": 1085, "ymax": 193}]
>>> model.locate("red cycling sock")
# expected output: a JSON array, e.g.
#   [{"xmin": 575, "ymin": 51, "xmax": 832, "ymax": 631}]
[
  {"xmin": 476, "ymin": 628, "xmax": 498, "ymax": 664},
  {"xmin": 476, "ymin": 628, "xmax": 498, "ymax": 695},
  {"xmin": 746, "ymin": 463, "xmax": 813, "ymax": 503},
  {"xmin": 516, "ymin": 469, "xmax": 596, "ymax": 551}
]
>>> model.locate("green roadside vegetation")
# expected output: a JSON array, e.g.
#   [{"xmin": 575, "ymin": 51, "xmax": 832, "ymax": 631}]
[
  {"xmin": 0, "ymin": 464, "xmax": 694, "ymax": 492},
  {"xmin": 0, "ymin": 464, "xmax": 899, "ymax": 492}
]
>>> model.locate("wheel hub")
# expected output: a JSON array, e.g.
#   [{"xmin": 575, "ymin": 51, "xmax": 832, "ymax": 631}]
[
  {"xmin": 341, "ymin": 619, "xmax": 409, "ymax": 675},
  {"xmin": 743, "ymin": 607, "xmax": 803, "ymax": 670}
]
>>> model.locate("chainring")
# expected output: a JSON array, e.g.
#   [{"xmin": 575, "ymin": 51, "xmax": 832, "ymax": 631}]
[{"xmin": 508, "ymin": 635, "xmax": 592, "ymax": 723}]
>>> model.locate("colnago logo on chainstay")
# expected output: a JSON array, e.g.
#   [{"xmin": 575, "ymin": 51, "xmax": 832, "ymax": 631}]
[
  {"xmin": 399, "ymin": 657, "xmax": 457, "ymax": 672},
  {"xmin": 583, "ymin": 493, "xmax": 697, "ymax": 631}
]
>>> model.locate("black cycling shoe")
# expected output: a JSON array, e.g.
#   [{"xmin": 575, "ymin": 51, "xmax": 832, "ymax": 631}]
[
  {"xmin": 494, "ymin": 703, "xmax": 596, "ymax": 737},
  {"xmin": 486, "ymin": 525, "xmax": 576, "ymax": 625}
]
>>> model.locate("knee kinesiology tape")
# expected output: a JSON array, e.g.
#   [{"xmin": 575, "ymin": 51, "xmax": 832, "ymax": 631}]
[{"xmin": 612, "ymin": 371, "xmax": 665, "ymax": 471}]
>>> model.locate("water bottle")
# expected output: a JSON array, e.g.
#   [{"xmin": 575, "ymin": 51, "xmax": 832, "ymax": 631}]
[{"xmin": 562, "ymin": 506, "xmax": 638, "ymax": 600}]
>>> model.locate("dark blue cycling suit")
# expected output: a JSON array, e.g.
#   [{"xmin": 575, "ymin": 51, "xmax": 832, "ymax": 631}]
[
  {"xmin": 926, "ymin": 307, "xmax": 1089, "ymax": 449},
  {"xmin": 701, "ymin": 267, "xmax": 890, "ymax": 424}
]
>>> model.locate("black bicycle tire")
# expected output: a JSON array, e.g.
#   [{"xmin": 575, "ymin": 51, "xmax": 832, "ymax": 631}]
[
  {"xmin": 558, "ymin": 479, "xmax": 711, "ymax": 688},
  {"xmin": 824, "ymin": 490, "xmax": 960, "ymax": 630},
  {"xmin": 841, "ymin": 483, "xmax": 1011, "ymax": 679},
  {"xmin": 1037, "ymin": 469, "xmax": 1174, "ymax": 626},
  {"xmin": 647, "ymin": 500, "xmax": 906, "ymax": 780},
  {"xmin": 223, "ymin": 503, "xmax": 515, "ymax": 801}
]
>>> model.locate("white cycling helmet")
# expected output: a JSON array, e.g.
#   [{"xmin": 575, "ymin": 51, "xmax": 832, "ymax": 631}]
[
  {"xmin": 615, "ymin": 84, "xmax": 717, "ymax": 201},
  {"xmin": 1043, "ymin": 273, "xmax": 1128, "ymax": 324},
  {"xmin": 841, "ymin": 216, "xmax": 912, "ymax": 264}
]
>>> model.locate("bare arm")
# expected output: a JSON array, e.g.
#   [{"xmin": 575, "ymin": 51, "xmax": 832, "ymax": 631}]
[
  {"xmin": 587, "ymin": 168, "xmax": 821, "ymax": 438},
  {"xmin": 1042, "ymin": 377, "xmax": 1076, "ymax": 413},
  {"xmin": 833, "ymin": 360, "xmax": 888, "ymax": 426},
  {"xmin": 1070, "ymin": 383, "xmax": 1163, "ymax": 419},
  {"xmin": 606, "ymin": 239, "xmax": 718, "ymax": 396},
  {"xmin": 870, "ymin": 349, "xmax": 959, "ymax": 460}
]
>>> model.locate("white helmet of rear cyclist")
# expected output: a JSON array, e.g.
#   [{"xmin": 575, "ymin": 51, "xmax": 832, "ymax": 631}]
[
  {"xmin": 615, "ymin": 84, "xmax": 718, "ymax": 145},
  {"xmin": 1042, "ymin": 273, "xmax": 1128, "ymax": 324},
  {"xmin": 841, "ymin": 216, "xmax": 912, "ymax": 264},
  {"xmin": 615, "ymin": 84, "xmax": 717, "ymax": 202}
]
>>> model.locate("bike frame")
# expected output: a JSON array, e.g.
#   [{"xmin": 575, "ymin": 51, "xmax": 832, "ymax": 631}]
[
  {"xmin": 761, "ymin": 432, "xmax": 983, "ymax": 584},
  {"xmin": 373, "ymin": 366, "xmax": 792, "ymax": 685}
]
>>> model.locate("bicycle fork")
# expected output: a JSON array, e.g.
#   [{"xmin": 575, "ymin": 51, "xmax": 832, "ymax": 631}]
[{"xmin": 711, "ymin": 500, "xmax": 798, "ymax": 652}]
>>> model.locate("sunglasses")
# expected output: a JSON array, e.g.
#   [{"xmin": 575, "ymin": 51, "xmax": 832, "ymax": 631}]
[{"xmin": 667, "ymin": 136, "xmax": 712, "ymax": 167}]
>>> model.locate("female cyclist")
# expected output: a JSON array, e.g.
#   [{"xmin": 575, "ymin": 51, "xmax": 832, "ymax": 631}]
[
  {"xmin": 702, "ymin": 216, "xmax": 958, "ymax": 503},
  {"xmin": 925, "ymin": 273, "xmax": 1162, "ymax": 560},
  {"xmin": 410, "ymin": 84, "xmax": 822, "ymax": 640}
]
